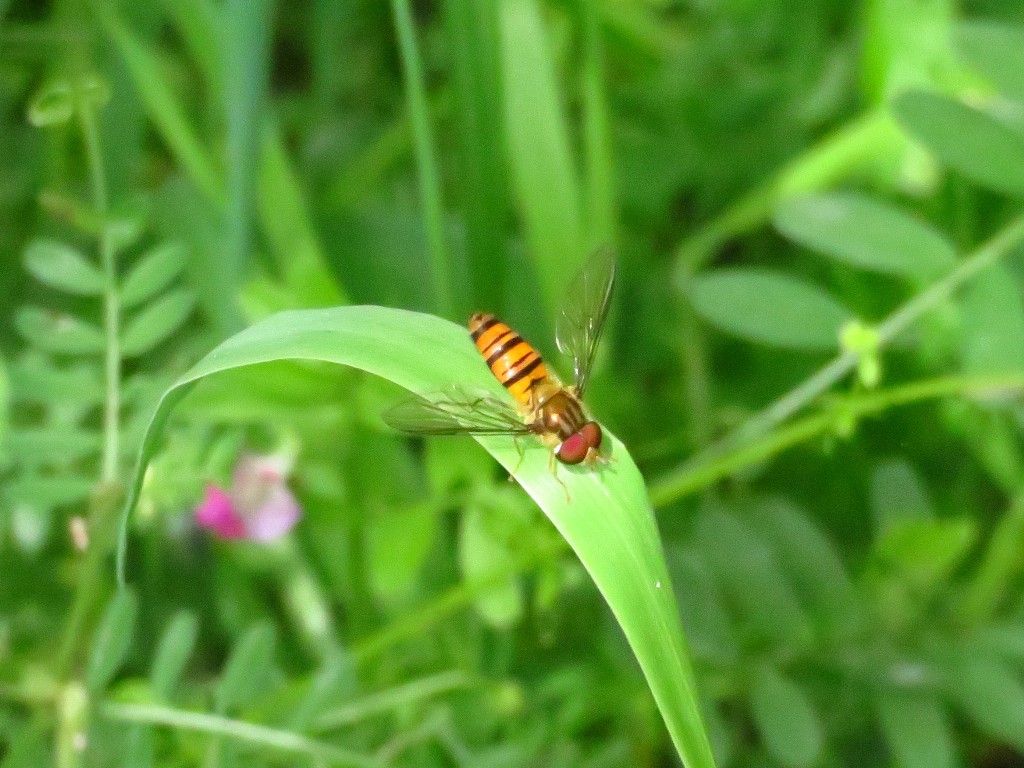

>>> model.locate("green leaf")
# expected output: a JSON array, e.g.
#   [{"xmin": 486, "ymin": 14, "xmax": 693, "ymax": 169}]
[
  {"xmin": 670, "ymin": 551, "xmax": 738, "ymax": 665},
  {"xmin": 690, "ymin": 268, "xmax": 852, "ymax": 351},
  {"xmin": 959, "ymin": 264, "xmax": 1024, "ymax": 376},
  {"xmin": 4, "ymin": 474, "xmax": 94, "ymax": 509},
  {"xmin": 442, "ymin": 0, "xmax": 509, "ymax": 312},
  {"xmin": 750, "ymin": 497, "xmax": 861, "ymax": 637},
  {"xmin": 498, "ymin": 0, "xmax": 583, "ymax": 313},
  {"xmin": 973, "ymin": 623, "xmax": 1024, "ymax": 665},
  {"xmin": 87, "ymin": 589, "xmax": 138, "ymax": 693},
  {"xmin": 162, "ymin": 0, "xmax": 224, "ymax": 94},
  {"xmin": 15, "ymin": 307, "xmax": 105, "ymax": 355},
  {"xmin": 750, "ymin": 663, "xmax": 822, "ymax": 768},
  {"xmin": 876, "ymin": 689, "xmax": 954, "ymax": 768},
  {"xmin": 894, "ymin": 90, "xmax": 1024, "ymax": 197},
  {"xmin": 870, "ymin": 459, "xmax": 935, "ymax": 537},
  {"xmin": 119, "ymin": 306, "xmax": 716, "ymax": 768},
  {"xmin": 6, "ymin": 428, "xmax": 101, "ymax": 465},
  {"xmin": 0, "ymin": 356, "xmax": 9, "ymax": 467},
  {"xmin": 150, "ymin": 611, "xmax": 199, "ymax": 699},
  {"xmin": 257, "ymin": 126, "xmax": 346, "ymax": 308},
  {"xmin": 874, "ymin": 519, "xmax": 977, "ymax": 595},
  {"xmin": 775, "ymin": 193, "xmax": 955, "ymax": 280},
  {"xmin": 120, "ymin": 242, "xmax": 187, "ymax": 307},
  {"xmin": 460, "ymin": 496, "xmax": 525, "ymax": 628},
  {"xmin": 956, "ymin": 20, "xmax": 1024, "ymax": 102},
  {"xmin": 288, "ymin": 653, "xmax": 357, "ymax": 731},
  {"xmin": 101, "ymin": 13, "xmax": 223, "ymax": 203},
  {"xmin": 75, "ymin": 72, "xmax": 112, "ymax": 109},
  {"xmin": 27, "ymin": 79, "xmax": 73, "ymax": 126},
  {"xmin": 694, "ymin": 504, "xmax": 810, "ymax": 646},
  {"xmin": 860, "ymin": 0, "xmax": 957, "ymax": 101},
  {"xmin": 215, "ymin": 623, "xmax": 276, "ymax": 713},
  {"xmin": 120, "ymin": 290, "xmax": 196, "ymax": 358},
  {"xmin": 24, "ymin": 239, "xmax": 105, "ymax": 295},
  {"xmin": 941, "ymin": 652, "xmax": 1024, "ymax": 750},
  {"xmin": 9, "ymin": 357, "xmax": 102, "ymax": 407},
  {"xmin": 366, "ymin": 501, "xmax": 437, "ymax": 602}
]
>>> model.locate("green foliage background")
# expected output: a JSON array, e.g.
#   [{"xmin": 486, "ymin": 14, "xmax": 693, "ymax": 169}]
[{"xmin": 3, "ymin": 0, "xmax": 1024, "ymax": 767}]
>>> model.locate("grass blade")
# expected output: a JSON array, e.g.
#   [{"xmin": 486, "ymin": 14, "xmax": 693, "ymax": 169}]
[
  {"xmin": 498, "ymin": 0, "xmax": 583, "ymax": 313},
  {"xmin": 224, "ymin": 0, "xmax": 275, "ymax": 298},
  {"xmin": 442, "ymin": 0, "xmax": 508, "ymax": 314},
  {"xmin": 257, "ymin": 122, "xmax": 348, "ymax": 308},
  {"xmin": 118, "ymin": 306, "xmax": 716, "ymax": 768},
  {"xmin": 390, "ymin": 0, "xmax": 453, "ymax": 317},
  {"xmin": 100, "ymin": 11, "xmax": 223, "ymax": 203}
]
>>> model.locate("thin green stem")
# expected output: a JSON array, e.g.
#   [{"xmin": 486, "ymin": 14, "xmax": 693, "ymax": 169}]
[
  {"xmin": 56, "ymin": 485, "xmax": 121, "ymax": 677},
  {"xmin": 56, "ymin": 683, "xmax": 88, "ymax": 768},
  {"xmin": 101, "ymin": 702, "xmax": 382, "ymax": 768},
  {"xmin": 651, "ymin": 212, "xmax": 1024, "ymax": 507},
  {"xmin": 313, "ymin": 671, "xmax": 474, "ymax": 732},
  {"xmin": 327, "ymin": 87, "xmax": 452, "ymax": 209},
  {"xmin": 351, "ymin": 536, "xmax": 565, "ymax": 664},
  {"xmin": 746, "ymin": 212, "xmax": 1024, "ymax": 440},
  {"xmin": 77, "ymin": 91, "xmax": 119, "ymax": 484},
  {"xmin": 650, "ymin": 371, "xmax": 1024, "ymax": 508},
  {"xmin": 673, "ymin": 109, "xmax": 902, "ymax": 275},
  {"xmin": 390, "ymin": 0, "xmax": 453, "ymax": 318}
]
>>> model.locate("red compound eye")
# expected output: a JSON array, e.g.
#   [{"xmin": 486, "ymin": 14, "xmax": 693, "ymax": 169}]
[
  {"xmin": 555, "ymin": 432, "xmax": 589, "ymax": 465},
  {"xmin": 579, "ymin": 422, "xmax": 602, "ymax": 451}
]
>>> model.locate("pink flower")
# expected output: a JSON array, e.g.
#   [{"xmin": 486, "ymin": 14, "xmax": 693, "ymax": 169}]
[{"xmin": 194, "ymin": 453, "xmax": 301, "ymax": 541}]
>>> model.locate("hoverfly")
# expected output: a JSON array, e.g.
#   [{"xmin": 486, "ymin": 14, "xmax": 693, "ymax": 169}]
[{"xmin": 384, "ymin": 247, "xmax": 615, "ymax": 470}]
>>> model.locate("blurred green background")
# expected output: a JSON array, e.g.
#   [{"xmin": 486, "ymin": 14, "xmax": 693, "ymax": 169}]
[{"xmin": 4, "ymin": 0, "xmax": 1024, "ymax": 766}]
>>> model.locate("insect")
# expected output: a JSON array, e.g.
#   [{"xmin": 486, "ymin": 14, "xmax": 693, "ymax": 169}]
[{"xmin": 384, "ymin": 247, "xmax": 615, "ymax": 470}]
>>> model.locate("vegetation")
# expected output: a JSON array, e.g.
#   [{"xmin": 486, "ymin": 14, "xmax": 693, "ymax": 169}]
[{"xmin": 2, "ymin": 1, "xmax": 1024, "ymax": 766}]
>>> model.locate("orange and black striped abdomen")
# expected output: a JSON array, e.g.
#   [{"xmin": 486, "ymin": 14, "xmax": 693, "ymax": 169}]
[{"xmin": 469, "ymin": 313, "xmax": 549, "ymax": 405}]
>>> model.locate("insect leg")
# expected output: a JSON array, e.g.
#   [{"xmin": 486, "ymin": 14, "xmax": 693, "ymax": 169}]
[
  {"xmin": 547, "ymin": 451, "xmax": 571, "ymax": 503},
  {"xmin": 508, "ymin": 434, "xmax": 527, "ymax": 479}
]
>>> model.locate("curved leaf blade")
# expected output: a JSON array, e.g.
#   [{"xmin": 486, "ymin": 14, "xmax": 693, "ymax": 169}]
[{"xmin": 119, "ymin": 306, "xmax": 715, "ymax": 768}]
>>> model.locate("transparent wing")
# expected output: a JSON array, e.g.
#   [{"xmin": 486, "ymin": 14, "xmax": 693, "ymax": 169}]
[
  {"xmin": 383, "ymin": 387, "xmax": 533, "ymax": 436},
  {"xmin": 555, "ymin": 246, "xmax": 616, "ymax": 397}
]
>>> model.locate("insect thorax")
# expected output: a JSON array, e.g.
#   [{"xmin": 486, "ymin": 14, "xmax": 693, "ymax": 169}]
[{"xmin": 533, "ymin": 388, "xmax": 587, "ymax": 440}]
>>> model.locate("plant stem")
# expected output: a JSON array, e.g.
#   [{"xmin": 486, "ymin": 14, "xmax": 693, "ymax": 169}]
[
  {"xmin": 748, "ymin": 212, "xmax": 1024, "ymax": 440},
  {"xmin": 56, "ymin": 682, "xmax": 88, "ymax": 768},
  {"xmin": 312, "ymin": 671, "xmax": 473, "ymax": 732},
  {"xmin": 649, "ymin": 367, "xmax": 1024, "ymax": 509},
  {"xmin": 390, "ymin": 0, "xmax": 453, "ymax": 318},
  {"xmin": 76, "ymin": 90, "xmax": 119, "ymax": 484},
  {"xmin": 351, "ymin": 536, "xmax": 565, "ymax": 664},
  {"xmin": 673, "ymin": 108, "xmax": 902, "ymax": 275},
  {"xmin": 101, "ymin": 702, "xmax": 382, "ymax": 768}
]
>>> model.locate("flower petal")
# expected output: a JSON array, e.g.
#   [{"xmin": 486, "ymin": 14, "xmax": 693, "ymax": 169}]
[
  {"xmin": 242, "ymin": 484, "xmax": 302, "ymax": 541},
  {"xmin": 194, "ymin": 484, "xmax": 247, "ymax": 539}
]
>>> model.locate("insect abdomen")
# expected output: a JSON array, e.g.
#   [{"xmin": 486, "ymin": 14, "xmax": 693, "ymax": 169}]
[{"xmin": 469, "ymin": 313, "xmax": 549, "ymax": 404}]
